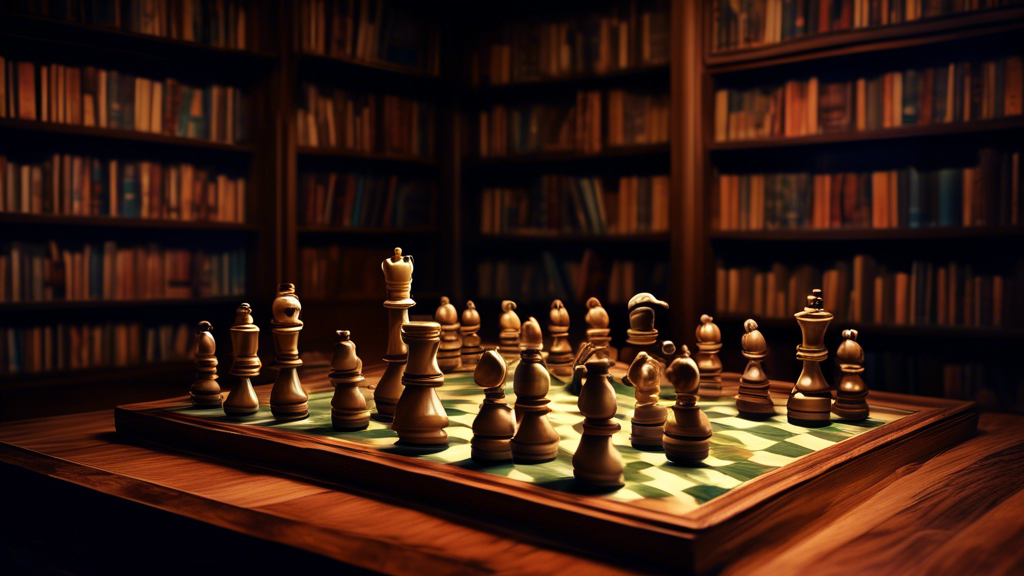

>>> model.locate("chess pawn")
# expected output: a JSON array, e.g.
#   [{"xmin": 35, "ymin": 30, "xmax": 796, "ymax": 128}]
[
  {"xmin": 330, "ymin": 330, "xmax": 370, "ymax": 431},
  {"xmin": 623, "ymin": 351, "xmax": 667, "ymax": 449},
  {"xmin": 498, "ymin": 300, "xmax": 521, "ymax": 362},
  {"xmin": 375, "ymin": 247, "xmax": 415, "ymax": 423},
  {"xmin": 695, "ymin": 314, "xmax": 724, "ymax": 397},
  {"xmin": 270, "ymin": 283, "xmax": 308, "ymax": 422},
  {"xmin": 435, "ymin": 296, "xmax": 462, "ymax": 373},
  {"xmin": 573, "ymin": 357, "xmax": 625, "ymax": 489},
  {"xmin": 224, "ymin": 303, "xmax": 261, "ymax": 417},
  {"xmin": 460, "ymin": 301, "xmax": 483, "ymax": 367},
  {"xmin": 788, "ymin": 289, "xmax": 834, "ymax": 427},
  {"xmin": 833, "ymin": 330, "xmax": 870, "ymax": 421},
  {"xmin": 621, "ymin": 293, "xmax": 668, "ymax": 365},
  {"xmin": 582, "ymin": 297, "xmax": 615, "ymax": 361},
  {"xmin": 736, "ymin": 319, "xmax": 775, "ymax": 420},
  {"xmin": 391, "ymin": 322, "xmax": 449, "ymax": 446},
  {"xmin": 511, "ymin": 317, "xmax": 560, "ymax": 463},
  {"xmin": 546, "ymin": 300, "xmax": 573, "ymax": 377},
  {"xmin": 471, "ymin": 350, "xmax": 516, "ymax": 463},
  {"xmin": 663, "ymin": 346, "xmax": 712, "ymax": 464},
  {"xmin": 190, "ymin": 321, "xmax": 222, "ymax": 408}
]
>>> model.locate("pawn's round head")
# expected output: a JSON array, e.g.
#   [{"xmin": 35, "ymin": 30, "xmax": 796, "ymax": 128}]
[
  {"xmin": 665, "ymin": 355, "xmax": 699, "ymax": 394},
  {"xmin": 549, "ymin": 299, "xmax": 570, "ymax": 327},
  {"xmin": 462, "ymin": 300, "xmax": 480, "ymax": 326},
  {"xmin": 520, "ymin": 317, "xmax": 543, "ymax": 349},
  {"xmin": 585, "ymin": 297, "xmax": 609, "ymax": 329},
  {"xmin": 741, "ymin": 319, "xmax": 767, "ymax": 355},
  {"xmin": 500, "ymin": 300, "xmax": 521, "ymax": 331},
  {"xmin": 336, "ymin": 329, "xmax": 351, "ymax": 342},
  {"xmin": 696, "ymin": 314, "xmax": 721, "ymax": 344},
  {"xmin": 234, "ymin": 303, "xmax": 254, "ymax": 325},
  {"xmin": 629, "ymin": 307, "xmax": 655, "ymax": 331},
  {"xmin": 474, "ymin": 349, "xmax": 507, "ymax": 389},
  {"xmin": 836, "ymin": 329, "xmax": 864, "ymax": 365},
  {"xmin": 435, "ymin": 296, "xmax": 458, "ymax": 325},
  {"xmin": 196, "ymin": 320, "xmax": 213, "ymax": 334},
  {"xmin": 272, "ymin": 284, "xmax": 302, "ymax": 325}
]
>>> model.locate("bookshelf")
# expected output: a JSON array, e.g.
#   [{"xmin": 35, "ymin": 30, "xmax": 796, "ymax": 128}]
[{"xmin": 697, "ymin": 1, "xmax": 1024, "ymax": 412}]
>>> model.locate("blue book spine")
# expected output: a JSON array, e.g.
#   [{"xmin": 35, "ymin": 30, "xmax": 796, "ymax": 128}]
[
  {"xmin": 122, "ymin": 163, "xmax": 140, "ymax": 218},
  {"xmin": 908, "ymin": 167, "xmax": 922, "ymax": 228},
  {"xmin": 937, "ymin": 168, "xmax": 957, "ymax": 227}
]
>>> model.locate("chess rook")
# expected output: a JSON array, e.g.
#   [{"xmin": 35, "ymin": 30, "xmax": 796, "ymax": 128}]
[
  {"xmin": 573, "ymin": 357, "xmax": 625, "ymax": 489},
  {"xmin": 224, "ymin": 303, "xmax": 260, "ymax": 417},
  {"xmin": 435, "ymin": 296, "xmax": 462, "ymax": 373},
  {"xmin": 459, "ymin": 301, "xmax": 483, "ymax": 367},
  {"xmin": 620, "ymin": 293, "xmax": 669, "ymax": 365},
  {"xmin": 391, "ymin": 321, "xmax": 449, "ymax": 446},
  {"xmin": 624, "ymin": 351, "xmax": 667, "ymax": 449},
  {"xmin": 330, "ymin": 330, "xmax": 370, "ymax": 431},
  {"xmin": 736, "ymin": 319, "xmax": 775, "ymax": 420},
  {"xmin": 374, "ymin": 247, "xmax": 415, "ymax": 423},
  {"xmin": 833, "ymin": 329, "xmax": 870, "ymax": 421},
  {"xmin": 663, "ymin": 346, "xmax": 712, "ymax": 464},
  {"xmin": 695, "ymin": 314, "xmax": 725, "ymax": 397},
  {"xmin": 470, "ymin": 350, "xmax": 515, "ymax": 463},
  {"xmin": 546, "ymin": 300, "xmax": 573, "ymax": 377},
  {"xmin": 788, "ymin": 289, "xmax": 834, "ymax": 427},
  {"xmin": 583, "ymin": 297, "xmax": 613, "ymax": 361},
  {"xmin": 189, "ymin": 321, "xmax": 222, "ymax": 408},
  {"xmin": 511, "ymin": 317, "xmax": 560, "ymax": 463},
  {"xmin": 498, "ymin": 300, "xmax": 521, "ymax": 362},
  {"xmin": 270, "ymin": 283, "xmax": 309, "ymax": 422}
]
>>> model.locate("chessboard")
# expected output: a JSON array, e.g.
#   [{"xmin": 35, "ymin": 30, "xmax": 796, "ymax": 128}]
[{"xmin": 116, "ymin": 364, "xmax": 977, "ymax": 574}]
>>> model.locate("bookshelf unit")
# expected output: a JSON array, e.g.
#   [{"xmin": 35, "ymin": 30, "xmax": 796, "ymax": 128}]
[{"xmin": 698, "ymin": 2, "xmax": 1024, "ymax": 412}]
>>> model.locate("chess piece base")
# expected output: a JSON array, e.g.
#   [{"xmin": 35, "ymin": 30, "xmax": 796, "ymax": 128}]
[
  {"xmin": 511, "ymin": 411, "xmax": 559, "ymax": 463},
  {"xmin": 332, "ymin": 410, "xmax": 370, "ymax": 431},
  {"xmin": 471, "ymin": 438, "xmax": 514, "ymax": 463},
  {"xmin": 788, "ymin": 393, "xmax": 831, "ymax": 427},
  {"xmin": 663, "ymin": 433, "xmax": 710, "ymax": 463},
  {"xmin": 224, "ymin": 377, "xmax": 259, "ymax": 417},
  {"xmin": 832, "ymin": 400, "xmax": 870, "ymax": 422},
  {"xmin": 630, "ymin": 420, "xmax": 666, "ymax": 449},
  {"xmin": 737, "ymin": 410, "xmax": 774, "ymax": 421},
  {"xmin": 190, "ymin": 393, "xmax": 223, "ymax": 408},
  {"xmin": 271, "ymin": 403, "xmax": 309, "ymax": 422},
  {"xmin": 270, "ymin": 367, "xmax": 309, "ymax": 422}
]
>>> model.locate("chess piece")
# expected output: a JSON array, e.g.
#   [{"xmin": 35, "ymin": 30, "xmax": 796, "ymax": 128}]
[
  {"xmin": 435, "ymin": 296, "xmax": 462, "ymax": 373},
  {"xmin": 695, "ymin": 314, "xmax": 725, "ymax": 397},
  {"xmin": 224, "ymin": 303, "xmax": 260, "ymax": 417},
  {"xmin": 736, "ymin": 319, "xmax": 775, "ymax": 420},
  {"xmin": 374, "ymin": 247, "xmax": 415, "ymax": 423},
  {"xmin": 573, "ymin": 356, "xmax": 625, "ymax": 489},
  {"xmin": 270, "ymin": 283, "xmax": 308, "ymax": 422},
  {"xmin": 788, "ymin": 289, "xmax": 833, "ymax": 428},
  {"xmin": 546, "ymin": 300, "xmax": 573, "ymax": 377},
  {"xmin": 471, "ymin": 350, "xmax": 515, "ymax": 463},
  {"xmin": 460, "ymin": 301, "xmax": 483, "ymax": 367},
  {"xmin": 498, "ymin": 300, "xmax": 521, "ymax": 362},
  {"xmin": 583, "ymin": 297, "xmax": 614, "ymax": 360},
  {"xmin": 511, "ymin": 317, "xmax": 560, "ymax": 463},
  {"xmin": 833, "ymin": 329, "xmax": 870, "ymax": 421},
  {"xmin": 391, "ymin": 321, "xmax": 449, "ymax": 446},
  {"xmin": 190, "ymin": 321, "xmax": 222, "ymax": 408},
  {"xmin": 663, "ymin": 346, "xmax": 712, "ymax": 464},
  {"xmin": 623, "ymin": 351, "xmax": 667, "ymax": 449},
  {"xmin": 620, "ymin": 293, "xmax": 668, "ymax": 365},
  {"xmin": 330, "ymin": 330, "xmax": 370, "ymax": 431}
]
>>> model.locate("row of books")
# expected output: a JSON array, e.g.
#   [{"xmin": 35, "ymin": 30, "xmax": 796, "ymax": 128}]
[
  {"xmin": 475, "ymin": 0, "xmax": 669, "ymax": 86},
  {"xmin": 480, "ymin": 174, "xmax": 670, "ymax": 236},
  {"xmin": 714, "ymin": 256, "xmax": 1024, "ymax": 328},
  {"xmin": 14, "ymin": 1, "xmax": 250, "ymax": 50},
  {"xmin": 0, "ymin": 58, "xmax": 251, "ymax": 143},
  {"xmin": 0, "ymin": 154, "xmax": 246, "ymax": 223},
  {"xmin": 298, "ymin": 246, "xmax": 385, "ymax": 301},
  {"xmin": 2, "ymin": 321, "xmax": 192, "ymax": 376},
  {"xmin": 715, "ymin": 149, "xmax": 1021, "ymax": 230},
  {"xmin": 479, "ymin": 89, "xmax": 668, "ymax": 157},
  {"xmin": 295, "ymin": 85, "xmax": 434, "ymax": 157},
  {"xmin": 711, "ymin": 0, "xmax": 1021, "ymax": 52},
  {"xmin": 713, "ymin": 57, "xmax": 1024, "ymax": 141},
  {"xmin": 299, "ymin": 172, "xmax": 432, "ymax": 228},
  {"xmin": 0, "ymin": 241, "xmax": 246, "ymax": 303},
  {"xmin": 478, "ymin": 250, "xmax": 669, "ymax": 306},
  {"xmin": 863, "ymin": 352, "xmax": 1020, "ymax": 412},
  {"xmin": 293, "ymin": 0, "xmax": 436, "ymax": 71}
]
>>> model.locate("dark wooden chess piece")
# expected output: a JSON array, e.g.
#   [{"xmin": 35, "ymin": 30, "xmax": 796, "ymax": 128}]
[
  {"xmin": 511, "ymin": 317, "xmax": 560, "ymax": 463},
  {"xmin": 498, "ymin": 300, "xmax": 521, "ymax": 362},
  {"xmin": 583, "ymin": 297, "xmax": 614, "ymax": 361},
  {"xmin": 833, "ymin": 329, "xmax": 870, "ymax": 421},
  {"xmin": 547, "ymin": 300, "xmax": 573, "ymax": 377},
  {"xmin": 270, "ymin": 283, "xmax": 309, "ymax": 422},
  {"xmin": 573, "ymin": 355, "xmax": 625, "ymax": 489},
  {"xmin": 736, "ymin": 319, "xmax": 775, "ymax": 420},
  {"xmin": 471, "ymin": 349, "xmax": 515, "ymax": 463},
  {"xmin": 695, "ymin": 314, "xmax": 725, "ymax": 397},
  {"xmin": 435, "ymin": 296, "xmax": 462, "ymax": 373},
  {"xmin": 663, "ymin": 345, "xmax": 712, "ymax": 464},
  {"xmin": 788, "ymin": 289, "xmax": 834, "ymax": 428},
  {"xmin": 620, "ymin": 293, "xmax": 669, "ymax": 365},
  {"xmin": 374, "ymin": 247, "xmax": 415, "ymax": 423},
  {"xmin": 224, "ymin": 303, "xmax": 260, "ymax": 417},
  {"xmin": 330, "ymin": 330, "xmax": 370, "ymax": 431},
  {"xmin": 459, "ymin": 301, "xmax": 483, "ymax": 368},
  {"xmin": 190, "ymin": 320, "xmax": 222, "ymax": 408},
  {"xmin": 623, "ymin": 351, "xmax": 667, "ymax": 449},
  {"xmin": 391, "ymin": 321, "xmax": 449, "ymax": 446}
]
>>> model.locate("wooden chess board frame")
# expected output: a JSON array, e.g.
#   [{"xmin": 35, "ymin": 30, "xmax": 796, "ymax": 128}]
[{"xmin": 115, "ymin": 367, "xmax": 977, "ymax": 575}]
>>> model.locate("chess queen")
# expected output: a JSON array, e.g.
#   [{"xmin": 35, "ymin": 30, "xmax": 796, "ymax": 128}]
[{"xmin": 374, "ymin": 247, "xmax": 415, "ymax": 423}]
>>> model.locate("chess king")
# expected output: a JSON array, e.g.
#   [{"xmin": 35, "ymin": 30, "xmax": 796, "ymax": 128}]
[
  {"xmin": 787, "ymin": 289, "xmax": 834, "ymax": 427},
  {"xmin": 270, "ymin": 283, "xmax": 309, "ymax": 421},
  {"xmin": 374, "ymin": 247, "xmax": 415, "ymax": 423}
]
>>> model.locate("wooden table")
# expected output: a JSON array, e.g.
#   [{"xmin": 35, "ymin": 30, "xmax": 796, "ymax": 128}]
[{"xmin": 2, "ymin": 379, "xmax": 1023, "ymax": 575}]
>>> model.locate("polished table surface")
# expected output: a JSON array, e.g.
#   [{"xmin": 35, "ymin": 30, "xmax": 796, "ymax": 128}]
[{"xmin": 2, "ymin": 379, "xmax": 1023, "ymax": 575}]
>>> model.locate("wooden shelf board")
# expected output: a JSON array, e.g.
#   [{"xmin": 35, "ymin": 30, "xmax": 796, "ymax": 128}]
[
  {"xmin": 709, "ymin": 226, "xmax": 1024, "ymax": 241},
  {"xmin": 0, "ymin": 213, "xmax": 260, "ymax": 231},
  {"xmin": 705, "ymin": 7, "xmax": 1024, "ymax": 72},
  {"xmin": 477, "ymin": 233, "xmax": 671, "ymax": 243},
  {"xmin": 470, "ymin": 144, "xmax": 670, "ymax": 166},
  {"xmin": 298, "ymin": 52, "xmax": 440, "ymax": 79},
  {"xmin": 707, "ymin": 117, "xmax": 1024, "ymax": 151},
  {"xmin": 296, "ymin": 147, "xmax": 438, "ymax": 165},
  {"xmin": 0, "ymin": 296, "xmax": 241, "ymax": 312},
  {"xmin": 0, "ymin": 361, "xmax": 193, "ymax": 391},
  {"xmin": 297, "ymin": 226, "xmax": 436, "ymax": 235},
  {"xmin": 0, "ymin": 119, "xmax": 257, "ymax": 152},
  {"xmin": 472, "ymin": 63, "xmax": 669, "ymax": 93},
  {"xmin": 716, "ymin": 315, "xmax": 1024, "ymax": 340}
]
